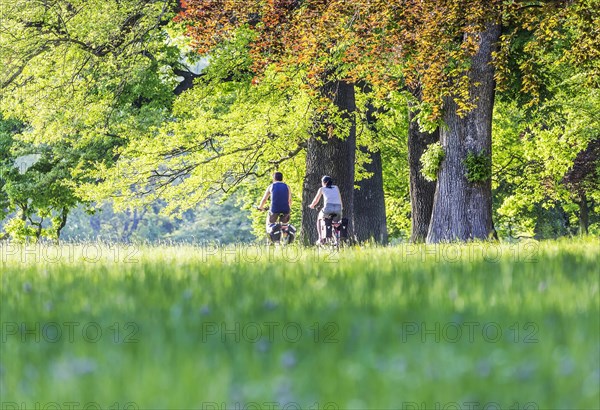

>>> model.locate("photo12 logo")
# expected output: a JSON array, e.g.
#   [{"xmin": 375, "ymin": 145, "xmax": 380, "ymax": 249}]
[
  {"xmin": 1, "ymin": 402, "xmax": 139, "ymax": 410},
  {"xmin": 198, "ymin": 242, "xmax": 340, "ymax": 264},
  {"xmin": 397, "ymin": 242, "xmax": 539, "ymax": 263},
  {"xmin": 200, "ymin": 403, "xmax": 339, "ymax": 410},
  {"xmin": 200, "ymin": 322, "xmax": 339, "ymax": 344},
  {"xmin": 402, "ymin": 402, "xmax": 539, "ymax": 410},
  {"xmin": 1, "ymin": 322, "xmax": 140, "ymax": 344},
  {"xmin": 0, "ymin": 243, "xmax": 139, "ymax": 264},
  {"xmin": 400, "ymin": 321, "xmax": 539, "ymax": 344}
]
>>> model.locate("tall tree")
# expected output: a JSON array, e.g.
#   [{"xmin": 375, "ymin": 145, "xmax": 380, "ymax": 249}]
[
  {"xmin": 353, "ymin": 148, "xmax": 388, "ymax": 244},
  {"xmin": 350, "ymin": 0, "xmax": 506, "ymax": 242},
  {"xmin": 177, "ymin": 0, "xmax": 369, "ymax": 243},
  {"xmin": 178, "ymin": 0, "xmax": 508, "ymax": 243},
  {"xmin": 427, "ymin": 23, "xmax": 501, "ymax": 242},
  {"xmin": 353, "ymin": 86, "xmax": 388, "ymax": 244},
  {"xmin": 407, "ymin": 109, "xmax": 439, "ymax": 243},
  {"xmin": 301, "ymin": 80, "xmax": 357, "ymax": 245},
  {"xmin": 0, "ymin": 0, "xmax": 182, "ymax": 240}
]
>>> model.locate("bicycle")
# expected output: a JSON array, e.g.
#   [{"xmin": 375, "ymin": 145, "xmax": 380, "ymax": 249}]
[
  {"xmin": 255, "ymin": 206, "xmax": 296, "ymax": 246},
  {"xmin": 313, "ymin": 206, "xmax": 348, "ymax": 249}
]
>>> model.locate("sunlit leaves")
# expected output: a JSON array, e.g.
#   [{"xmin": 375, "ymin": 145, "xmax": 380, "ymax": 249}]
[
  {"xmin": 178, "ymin": 0, "xmax": 507, "ymax": 121},
  {"xmin": 0, "ymin": 0, "xmax": 179, "ymax": 145}
]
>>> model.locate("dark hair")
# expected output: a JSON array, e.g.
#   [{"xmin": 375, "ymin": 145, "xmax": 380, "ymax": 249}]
[
  {"xmin": 321, "ymin": 175, "xmax": 333, "ymax": 188},
  {"xmin": 274, "ymin": 172, "xmax": 283, "ymax": 181}
]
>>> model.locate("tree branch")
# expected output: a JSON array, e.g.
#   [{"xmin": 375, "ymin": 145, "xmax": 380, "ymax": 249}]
[{"xmin": 268, "ymin": 141, "xmax": 307, "ymax": 166}]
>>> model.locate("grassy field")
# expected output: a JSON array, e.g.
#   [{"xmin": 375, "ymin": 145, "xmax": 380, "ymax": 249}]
[{"xmin": 1, "ymin": 239, "xmax": 599, "ymax": 409}]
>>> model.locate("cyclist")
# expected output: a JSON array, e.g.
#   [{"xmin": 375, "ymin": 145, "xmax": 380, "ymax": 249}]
[
  {"xmin": 258, "ymin": 171, "xmax": 292, "ymax": 229},
  {"xmin": 309, "ymin": 175, "xmax": 343, "ymax": 244}
]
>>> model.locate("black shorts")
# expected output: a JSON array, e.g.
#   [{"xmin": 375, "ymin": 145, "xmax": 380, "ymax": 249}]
[{"xmin": 267, "ymin": 211, "xmax": 290, "ymax": 224}]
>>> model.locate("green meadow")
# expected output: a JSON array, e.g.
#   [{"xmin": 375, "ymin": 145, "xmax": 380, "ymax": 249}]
[{"xmin": 1, "ymin": 239, "xmax": 599, "ymax": 409}]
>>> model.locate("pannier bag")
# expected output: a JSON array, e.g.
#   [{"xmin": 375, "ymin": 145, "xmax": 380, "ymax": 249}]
[
  {"xmin": 337, "ymin": 218, "xmax": 349, "ymax": 238},
  {"xmin": 323, "ymin": 218, "xmax": 333, "ymax": 238},
  {"xmin": 285, "ymin": 224, "xmax": 297, "ymax": 243},
  {"xmin": 269, "ymin": 223, "xmax": 296, "ymax": 243},
  {"xmin": 268, "ymin": 223, "xmax": 282, "ymax": 242}
]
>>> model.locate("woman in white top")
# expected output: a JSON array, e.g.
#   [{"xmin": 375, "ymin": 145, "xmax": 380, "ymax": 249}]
[{"xmin": 309, "ymin": 175, "xmax": 343, "ymax": 243}]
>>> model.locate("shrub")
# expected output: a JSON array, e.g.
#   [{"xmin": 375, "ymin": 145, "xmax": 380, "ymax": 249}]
[
  {"xmin": 464, "ymin": 151, "xmax": 492, "ymax": 183},
  {"xmin": 420, "ymin": 142, "xmax": 445, "ymax": 181}
]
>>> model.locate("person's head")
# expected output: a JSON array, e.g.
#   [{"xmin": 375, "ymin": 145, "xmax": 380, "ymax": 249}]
[
  {"xmin": 273, "ymin": 172, "xmax": 283, "ymax": 182},
  {"xmin": 321, "ymin": 175, "xmax": 333, "ymax": 188}
]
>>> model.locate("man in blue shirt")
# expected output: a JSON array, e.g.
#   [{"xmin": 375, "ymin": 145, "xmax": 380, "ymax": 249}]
[{"xmin": 258, "ymin": 171, "xmax": 292, "ymax": 224}]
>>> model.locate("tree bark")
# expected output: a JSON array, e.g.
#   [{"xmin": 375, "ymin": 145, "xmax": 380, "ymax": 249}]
[
  {"xmin": 578, "ymin": 191, "xmax": 589, "ymax": 235},
  {"xmin": 55, "ymin": 207, "xmax": 69, "ymax": 242},
  {"xmin": 427, "ymin": 23, "xmax": 500, "ymax": 243},
  {"xmin": 353, "ymin": 148, "xmax": 388, "ymax": 244},
  {"xmin": 301, "ymin": 80, "xmax": 356, "ymax": 245},
  {"xmin": 353, "ymin": 95, "xmax": 388, "ymax": 244},
  {"xmin": 408, "ymin": 102, "xmax": 439, "ymax": 243}
]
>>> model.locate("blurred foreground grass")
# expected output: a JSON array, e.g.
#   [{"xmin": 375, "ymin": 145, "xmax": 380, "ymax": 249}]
[{"xmin": 1, "ymin": 238, "xmax": 599, "ymax": 409}]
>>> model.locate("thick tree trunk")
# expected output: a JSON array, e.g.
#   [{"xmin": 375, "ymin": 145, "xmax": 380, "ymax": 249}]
[
  {"xmin": 301, "ymin": 81, "xmax": 356, "ymax": 245},
  {"xmin": 353, "ymin": 95, "xmax": 388, "ymax": 244},
  {"xmin": 408, "ymin": 103, "xmax": 438, "ymax": 243},
  {"xmin": 427, "ymin": 23, "xmax": 500, "ymax": 243},
  {"xmin": 354, "ymin": 148, "xmax": 388, "ymax": 244},
  {"xmin": 579, "ymin": 191, "xmax": 589, "ymax": 235}
]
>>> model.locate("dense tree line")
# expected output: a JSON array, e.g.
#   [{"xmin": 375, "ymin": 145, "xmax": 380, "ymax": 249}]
[{"xmin": 0, "ymin": 0, "xmax": 598, "ymax": 243}]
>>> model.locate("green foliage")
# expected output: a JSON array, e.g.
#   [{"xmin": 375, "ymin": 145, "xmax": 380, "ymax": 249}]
[
  {"xmin": 497, "ymin": 0, "xmax": 600, "ymax": 108},
  {"xmin": 374, "ymin": 91, "xmax": 411, "ymax": 239},
  {"xmin": 492, "ymin": 80, "xmax": 600, "ymax": 238},
  {"xmin": 420, "ymin": 141, "xmax": 445, "ymax": 182},
  {"xmin": 464, "ymin": 151, "xmax": 492, "ymax": 183},
  {"xmin": 0, "ymin": 0, "xmax": 184, "ymax": 240},
  {"xmin": 0, "ymin": 114, "xmax": 126, "ymax": 242},
  {"xmin": 0, "ymin": 0, "xmax": 180, "ymax": 145},
  {"xmin": 162, "ymin": 199, "xmax": 255, "ymax": 244},
  {"xmin": 491, "ymin": 0, "xmax": 600, "ymax": 237},
  {"xmin": 411, "ymin": 100, "xmax": 445, "ymax": 134},
  {"xmin": 1, "ymin": 0, "xmax": 599, "ymax": 244},
  {"xmin": 78, "ymin": 27, "xmax": 311, "ymax": 234},
  {"xmin": 60, "ymin": 197, "xmax": 256, "ymax": 244},
  {"xmin": 2, "ymin": 218, "xmax": 35, "ymax": 242},
  {"xmin": 0, "ymin": 118, "xmax": 20, "ymax": 221}
]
